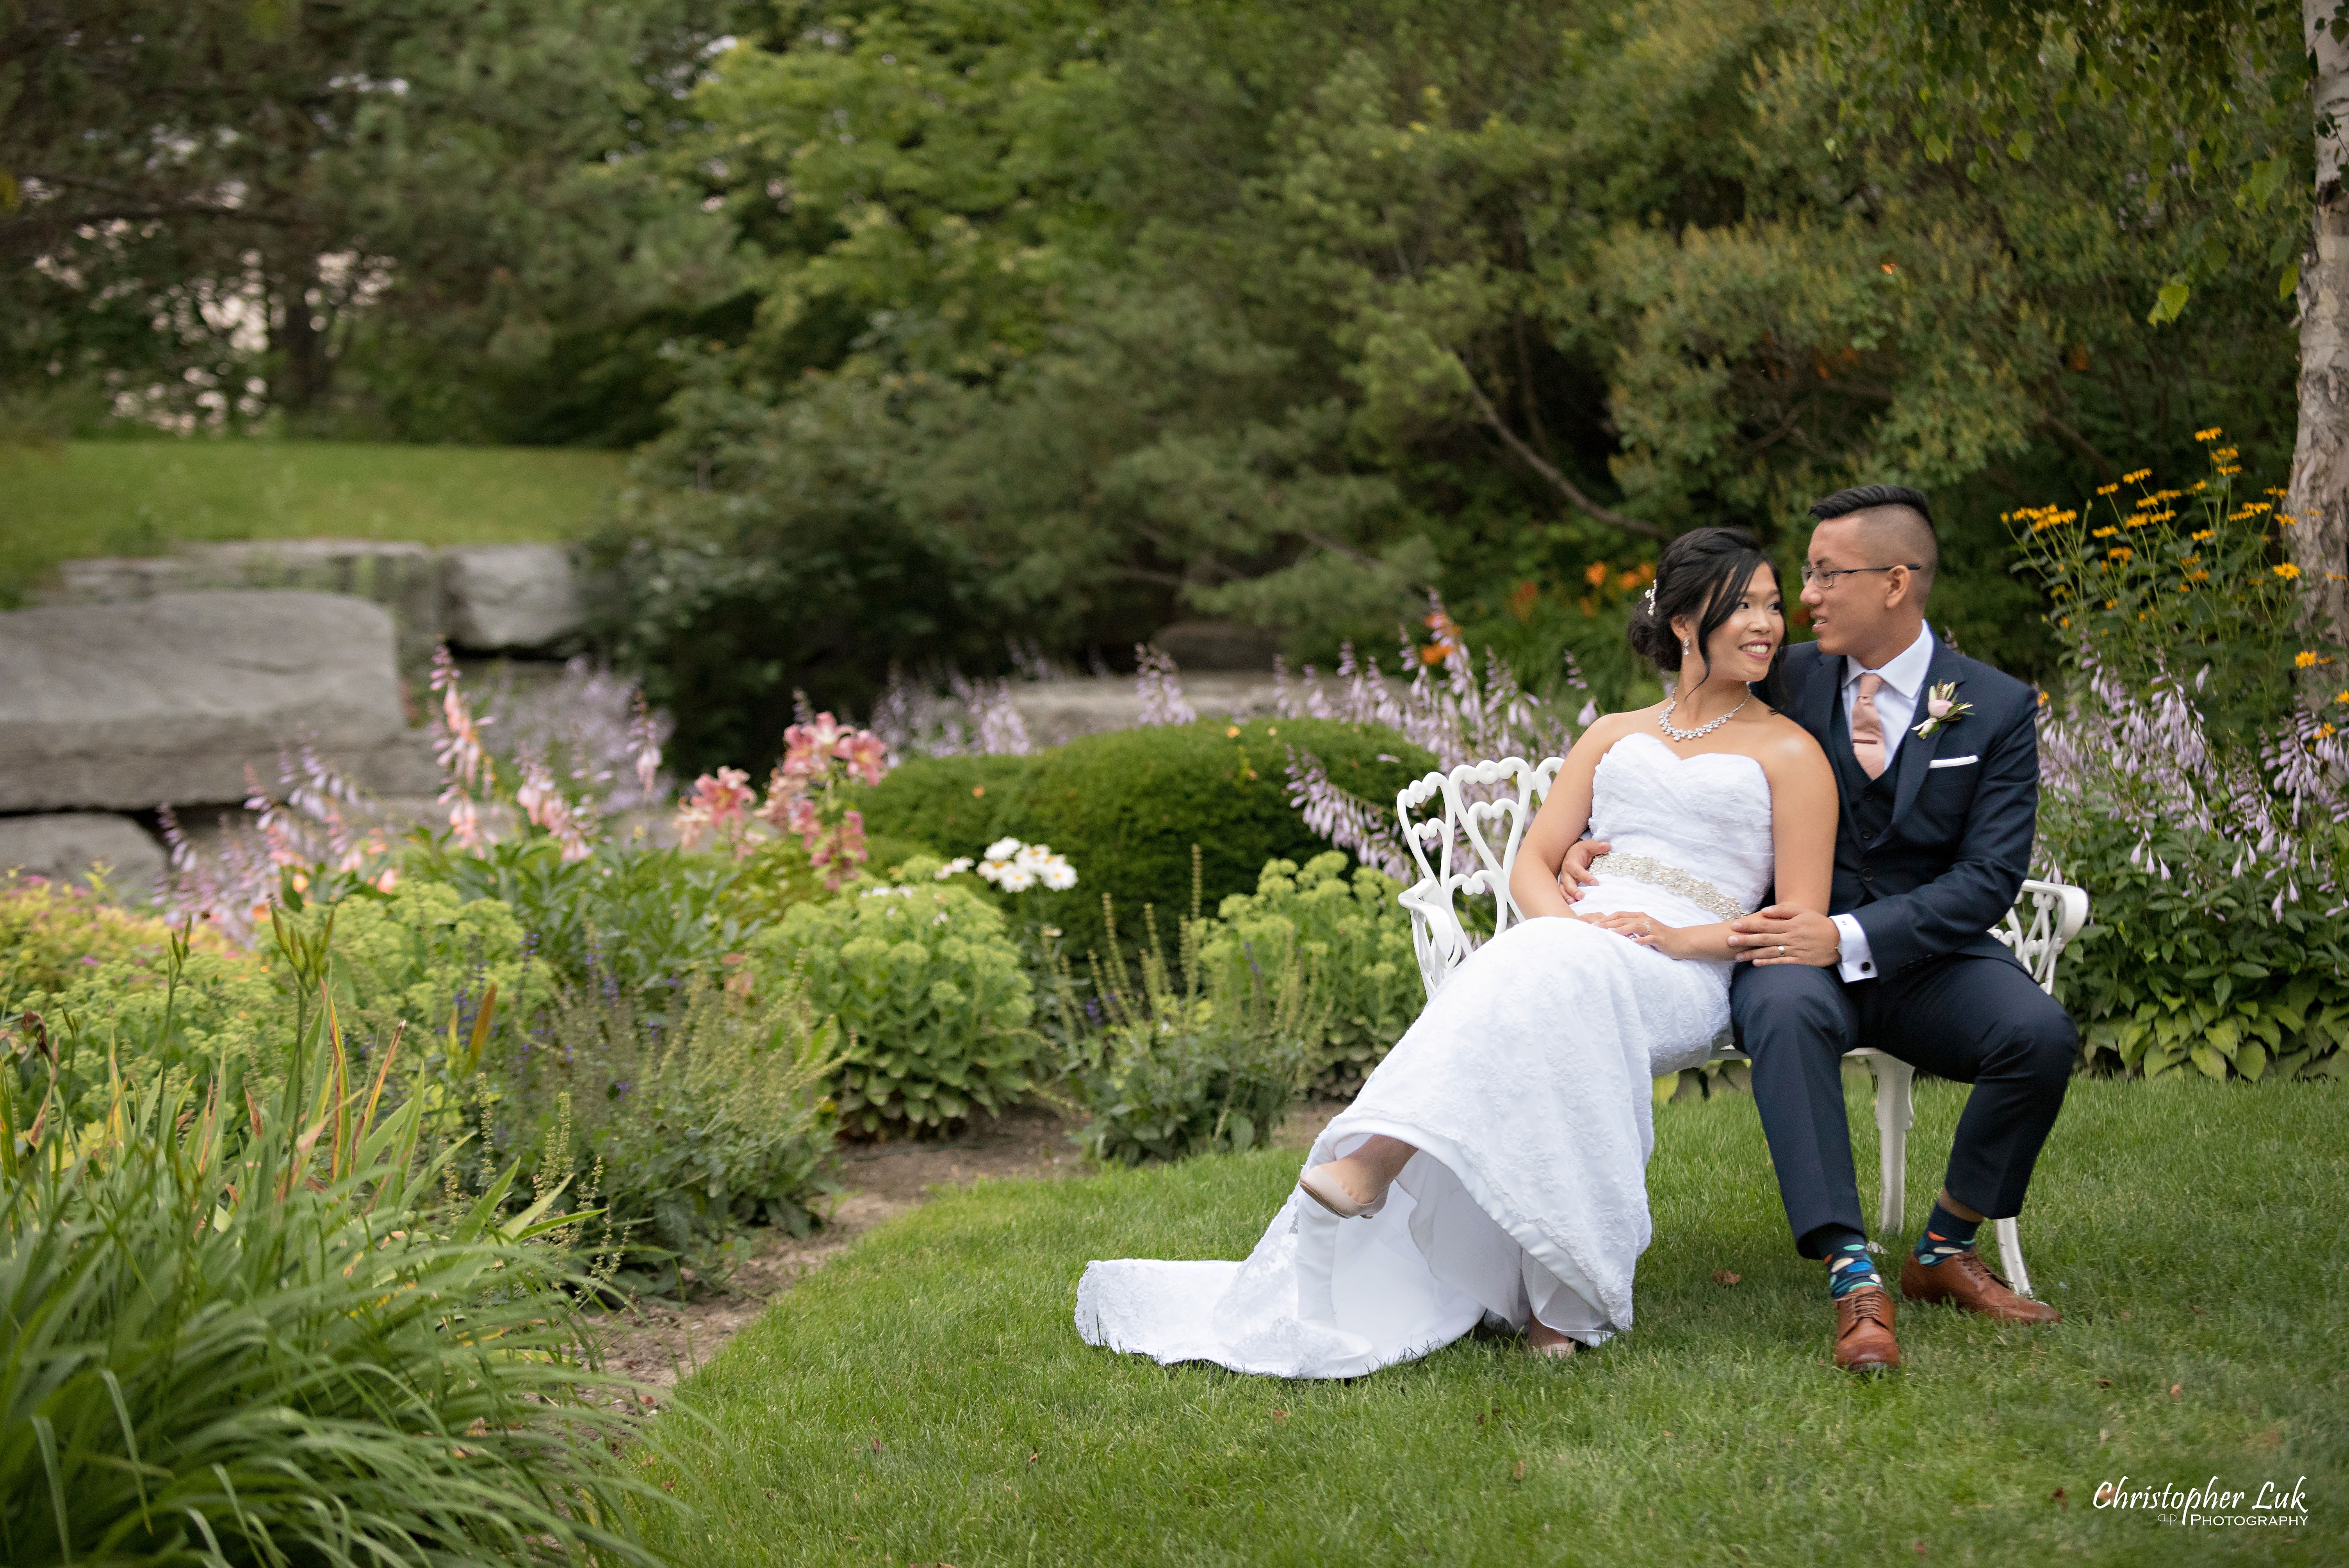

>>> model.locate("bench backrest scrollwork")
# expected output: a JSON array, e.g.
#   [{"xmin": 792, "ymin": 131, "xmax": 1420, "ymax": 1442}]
[
  {"xmin": 1393, "ymin": 755, "xmax": 1563, "ymax": 999},
  {"xmin": 1393, "ymin": 754, "xmax": 2089, "ymax": 1004}
]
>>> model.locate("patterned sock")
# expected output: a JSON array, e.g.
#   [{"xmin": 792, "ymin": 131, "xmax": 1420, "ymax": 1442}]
[
  {"xmin": 1816, "ymin": 1224, "xmax": 1883, "ymax": 1300},
  {"xmin": 1912, "ymin": 1200, "xmax": 1982, "ymax": 1268}
]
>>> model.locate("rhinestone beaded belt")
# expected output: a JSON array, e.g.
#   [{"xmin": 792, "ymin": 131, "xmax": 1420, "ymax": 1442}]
[{"xmin": 1586, "ymin": 853, "xmax": 1751, "ymax": 922}]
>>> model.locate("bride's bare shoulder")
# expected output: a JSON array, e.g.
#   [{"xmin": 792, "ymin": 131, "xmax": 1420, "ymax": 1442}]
[{"xmin": 1570, "ymin": 706, "xmax": 1659, "ymax": 754}]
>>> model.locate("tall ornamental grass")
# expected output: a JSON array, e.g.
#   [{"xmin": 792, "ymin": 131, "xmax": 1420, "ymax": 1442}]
[
  {"xmin": 2012, "ymin": 431, "xmax": 2349, "ymax": 1081},
  {"xmin": 0, "ymin": 919, "xmax": 677, "ymax": 1566}
]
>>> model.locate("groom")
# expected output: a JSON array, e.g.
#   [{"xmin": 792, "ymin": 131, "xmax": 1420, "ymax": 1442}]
[{"xmin": 1573, "ymin": 485, "xmax": 2076, "ymax": 1374}]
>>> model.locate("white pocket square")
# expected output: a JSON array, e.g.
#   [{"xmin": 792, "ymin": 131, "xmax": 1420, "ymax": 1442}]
[{"xmin": 1927, "ymin": 755, "xmax": 1979, "ymax": 770}]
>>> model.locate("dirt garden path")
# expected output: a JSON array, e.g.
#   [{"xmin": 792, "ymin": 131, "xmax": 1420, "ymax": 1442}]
[{"xmin": 596, "ymin": 1101, "xmax": 1348, "ymax": 1388}]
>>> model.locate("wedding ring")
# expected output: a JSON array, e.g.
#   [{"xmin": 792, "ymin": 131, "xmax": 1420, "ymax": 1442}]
[{"xmin": 1778, "ymin": 944, "xmax": 1788, "ymax": 958}]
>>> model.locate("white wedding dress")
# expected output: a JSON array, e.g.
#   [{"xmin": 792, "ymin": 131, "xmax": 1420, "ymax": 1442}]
[{"xmin": 1074, "ymin": 732, "xmax": 1775, "ymax": 1377}]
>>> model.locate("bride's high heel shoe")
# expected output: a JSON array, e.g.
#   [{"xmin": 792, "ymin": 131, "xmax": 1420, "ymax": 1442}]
[
  {"xmin": 1526, "ymin": 1318, "xmax": 1578, "ymax": 1359},
  {"xmin": 1298, "ymin": 1164, "xmax": 1387, "ymax": 1219}
]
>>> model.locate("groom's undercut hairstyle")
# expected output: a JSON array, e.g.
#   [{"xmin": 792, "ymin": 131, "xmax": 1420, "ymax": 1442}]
[{"xmin": 1807, "ymin": 484, "xmax": 1938, "ymax": 597}]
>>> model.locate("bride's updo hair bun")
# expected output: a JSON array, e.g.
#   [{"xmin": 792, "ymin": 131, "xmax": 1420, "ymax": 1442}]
[{"xmin": 1625, "ymin": 526, "xmax": 1775, "ymax": 677}]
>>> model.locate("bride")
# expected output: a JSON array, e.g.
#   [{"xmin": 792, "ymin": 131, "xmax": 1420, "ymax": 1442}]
[{"xmin": 1075, "ymin": 526, "xmax": 1840, "ymax": 1376}]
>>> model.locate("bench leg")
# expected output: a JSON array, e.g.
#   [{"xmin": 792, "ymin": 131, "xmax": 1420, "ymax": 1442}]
[
  {"xmin": 1864, "ymin": 1054, "xmax": 1915, "ymax": 1250},
  {"xmin": 1994, "ymin": 1217, "xmax": 2034, "ymax": 1299}
]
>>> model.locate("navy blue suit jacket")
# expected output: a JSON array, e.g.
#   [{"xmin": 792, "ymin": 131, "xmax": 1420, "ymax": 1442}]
[{"xmin": 1779, "ymin": 636, "xmax": 2038, "ymax": 976}]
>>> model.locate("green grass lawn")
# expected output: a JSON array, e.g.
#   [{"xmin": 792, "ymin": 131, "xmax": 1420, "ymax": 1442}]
[
  {"xmin": 0, "ymin": 438, "xmax": 625, "ymax": 601},
  {"xmin": 640, "ymin": 1076, "xmax": 2344, "ymax": 1566}
]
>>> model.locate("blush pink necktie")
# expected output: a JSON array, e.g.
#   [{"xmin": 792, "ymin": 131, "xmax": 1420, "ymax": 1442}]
[{"xmin": 1850, "ymin": 672, "xmax": 1887, "ymax": 780}]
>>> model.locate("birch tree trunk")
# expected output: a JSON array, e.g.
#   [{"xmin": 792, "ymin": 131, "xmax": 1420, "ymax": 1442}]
[{"xmin": 2288, "ymin": 0, "xmax": 2349, "ymax": 647}]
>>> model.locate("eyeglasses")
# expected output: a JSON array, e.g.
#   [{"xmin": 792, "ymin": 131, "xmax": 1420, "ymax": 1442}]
[{"xmin": 1799, "ymin": 563, "xmax": 1923, "ymax": 588}]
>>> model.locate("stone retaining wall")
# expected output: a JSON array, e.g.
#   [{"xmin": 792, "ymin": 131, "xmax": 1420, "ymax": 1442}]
[{"xmin": 34, "ymin": 538, "xmax": 586, "ymax": 670}]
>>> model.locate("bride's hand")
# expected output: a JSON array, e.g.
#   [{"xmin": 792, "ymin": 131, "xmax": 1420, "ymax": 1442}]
[{"xmin": 1584, "ymin": 911, "xmax": 1692, "ymax": 959}]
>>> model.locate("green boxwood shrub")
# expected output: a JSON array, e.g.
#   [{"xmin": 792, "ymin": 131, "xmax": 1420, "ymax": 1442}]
[
  {"xmin": 754, "ymin": 873, "xmax": 1037, "ymax": 1135},
  {"xmin": 848, "ymin": 754, "xmax": 1034, "ymax": 856},
  {"xmin": 856, "ymin": 719, "xmax": 1434, "ymax": 959}
]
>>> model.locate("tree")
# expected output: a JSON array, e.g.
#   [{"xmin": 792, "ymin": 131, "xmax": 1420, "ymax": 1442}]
[
  {"xmin": 603, "ymin": 0, "xmax": 2309, "ymax": 764},
  {"xmin": 1849, "ymin": 0, "xmax": 2345, "ymax": 639},
  {"xmin": 0, "ymin": 0, "xmax": 736, "ymax": 431}
]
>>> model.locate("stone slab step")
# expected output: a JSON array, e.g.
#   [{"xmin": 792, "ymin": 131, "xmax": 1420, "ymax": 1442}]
[{"xmin": 0, "ymin": 590, "xmax": 438, "ymax": 811}]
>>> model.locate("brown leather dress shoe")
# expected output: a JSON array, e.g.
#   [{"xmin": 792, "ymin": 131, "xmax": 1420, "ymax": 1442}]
[
  {"xmin": 1900, "ymin": 1248, "xmax": 2062, "ymax": 1323},
  {"xmin": 1833, "ymin": 1285, "xmax": 1901, "ymax": 1374}
]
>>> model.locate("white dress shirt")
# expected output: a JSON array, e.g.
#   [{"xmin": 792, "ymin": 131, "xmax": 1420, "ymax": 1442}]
[{"xmin": 1830, "ymin": 623, "xmax": 1938, "ymax": 982}]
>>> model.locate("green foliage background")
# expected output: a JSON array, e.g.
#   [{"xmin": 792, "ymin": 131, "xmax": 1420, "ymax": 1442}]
[
  {"xmin": 585, "ymin": 0, "xmax": 2306, "ymax": 766},
  {"xmin": 3, "ymin": 0, "xmax": 2317, "ymax": 770}
]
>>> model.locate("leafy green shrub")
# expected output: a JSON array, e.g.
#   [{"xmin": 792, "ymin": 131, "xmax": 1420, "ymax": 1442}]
[
  {"xmin": 0, "ymin": 870, "xmax": 246, "ymax": 999},
  {"xmin": 485, "ymin": 970, "xmax": 841, "ymax": 1291},
  {"xmin": 24, "ymin": 948, "xmax": 279, "ymax": 1106},
  {"xmin": 727, "ymin": 831, "xmax": 940, "ymax": 930},
  {"xmin": 1075, "ymin": 1007, "xmax": 1309, "ymax": 1165},
  {"xmin": 2043, "ymin": 803, "xmax": 2349, "ymax": 1080},
  {"xmin": 855, "ymin": 718, "xmax": 1435, "ymax": 959},
  {"xmin": 4, "ymin": 904, "xmax": 278, "ymax": 1128},
  {"xmin": 1063, "ymin": 898, "xmax": 1324, "ymax": 1165},
  {"xmin": 1456, "ymin": 563, "xmax": 1665, "ymax": 716},
  {"xmin": 310, "ymin": 880, "xmax": 558, "ymax": 1059},
  {"xmin": 847, "ymin": 754, "xmax": 1035, "ymax": 856},
  {"xmin": 1201, "ymin": 851, "xmax": 1417, "ymax": 1096},
  {"xmin": 755, "ymin": 875, "xmax": 1037, "ymax": 1135},
  {"xmin": 0, "ymin": 935, "xmax": 672, "ymax": 1567},
  {"xmin": 398, "ymin": 834, "xmax": 757, "ymax": 1005},
  {"xmin": 583, "ymin": 411, "xmax": 1009, "ymax": 777}
]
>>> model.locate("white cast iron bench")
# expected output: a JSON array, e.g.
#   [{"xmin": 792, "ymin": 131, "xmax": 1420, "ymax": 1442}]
[{"xmin": 1394, "ymin": 755, "xmax": 2089, "ymax": 1296}]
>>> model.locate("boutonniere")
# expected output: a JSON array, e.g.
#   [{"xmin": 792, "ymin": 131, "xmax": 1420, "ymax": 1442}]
[{"xmin": 1912, "ymin": 680, "xmax": 1973, "ymax": 738}]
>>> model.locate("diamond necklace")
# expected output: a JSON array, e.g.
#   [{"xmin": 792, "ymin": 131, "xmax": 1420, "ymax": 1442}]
[{"xmin": 1657, "ymin": 691, "xmax": 1749, "ymax": 742}]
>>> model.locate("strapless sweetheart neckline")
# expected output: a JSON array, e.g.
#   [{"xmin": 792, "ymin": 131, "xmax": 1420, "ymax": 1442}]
[{"xmin": 1600, "ymin": 729, "xmax": 1769, "ymax": 784}]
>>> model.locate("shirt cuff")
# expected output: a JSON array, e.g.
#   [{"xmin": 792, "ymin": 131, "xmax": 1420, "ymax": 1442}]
[{"xmin": 1833, "ymin": 913, "xmax": 1877, "ymax": 982}]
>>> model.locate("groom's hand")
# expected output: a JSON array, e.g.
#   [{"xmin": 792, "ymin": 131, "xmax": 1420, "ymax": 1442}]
[
  {"xmin": 1727, "ymin": 905, "xmax": 1841, "ymax": 967},
  {"xmin": 1557, "ymin": 838, "xmax": 1609, "ymax": 903}
]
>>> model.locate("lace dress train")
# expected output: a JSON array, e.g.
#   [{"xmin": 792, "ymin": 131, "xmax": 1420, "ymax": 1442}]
[{"xmin": 1074, "ymin": 735, "xmax": 1774, "ymax": 1379}]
